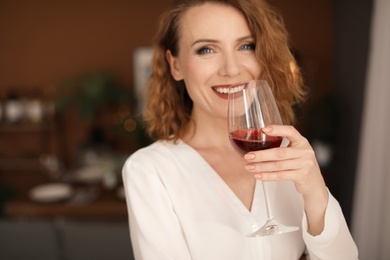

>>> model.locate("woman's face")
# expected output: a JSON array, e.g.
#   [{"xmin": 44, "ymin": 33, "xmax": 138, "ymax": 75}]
[{"xmin": 166, "ymin": 3, "xmax": 261, "ymax": 119}]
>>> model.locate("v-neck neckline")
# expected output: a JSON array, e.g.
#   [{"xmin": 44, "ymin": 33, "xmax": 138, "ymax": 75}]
[{"xmin": 176, "ymin": 139, "xmax": 263, "ymax": 216}]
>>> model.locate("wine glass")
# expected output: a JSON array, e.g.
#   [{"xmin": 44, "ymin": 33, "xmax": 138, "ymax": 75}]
[{"xmin": 227, "ymin": 79, "xmax": 299, "ymax": 236}]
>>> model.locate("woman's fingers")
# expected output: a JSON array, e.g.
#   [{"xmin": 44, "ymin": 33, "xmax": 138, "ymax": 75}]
[
  {"xmin": 244, "ymin": 146, "xmax": 306, "ymax": 162},
  {"xmin": 243, "ymin": 125, "xmax": 324, "ymax": 195},
  {"xmin": 245, "ymin": 153, "xmax": 315, "ymax": 184},
  {"xmin": 254, "ymin": 170, "xmax": 299, "ymax": 182},
  {"xmin": 262, "ymin": 124, "xmax": 307, "ymax": 148},
  {"xmin": 245, "ymin": 156, "xmax": 307, "ymax": 174}
]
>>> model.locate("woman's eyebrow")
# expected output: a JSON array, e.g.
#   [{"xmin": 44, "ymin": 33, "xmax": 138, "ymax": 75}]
[
  {"xmin": 191, "ymin": 35, "xmax": 254, "ymax": 47},
  {"xmin": 191, "ymin": 39, "xmax": 218, "ymax": 47},
  {"xmin": 237, "ymin": 35, "xmax": 255, "ymax": 41}
]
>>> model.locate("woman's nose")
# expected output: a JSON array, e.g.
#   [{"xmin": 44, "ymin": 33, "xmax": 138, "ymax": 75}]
[{"xmin": 217, "ymin": 53, "xmax": 240, "ymax": 77}]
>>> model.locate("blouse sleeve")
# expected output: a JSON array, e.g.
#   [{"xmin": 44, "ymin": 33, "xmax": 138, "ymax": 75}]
[
  {"xmin": 302, "ymin": 190, "xmax": 359, "ymax": 260},
  {"xmin": 122, "ymin": 152, "xmax": 192, "ymax": 260}
]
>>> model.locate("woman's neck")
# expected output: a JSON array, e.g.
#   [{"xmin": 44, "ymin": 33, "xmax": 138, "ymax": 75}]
[{"xmin": 182, "ymin": 110, "xmax": 232, "ymax": 151}]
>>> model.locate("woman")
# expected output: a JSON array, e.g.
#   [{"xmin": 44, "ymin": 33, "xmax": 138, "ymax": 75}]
[{"xmin": 122, "ymin": 0, "xmax": 358, "ymax": 259}]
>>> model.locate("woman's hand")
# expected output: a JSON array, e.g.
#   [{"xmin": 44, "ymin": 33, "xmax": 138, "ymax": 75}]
[{"xmin": 243, "ymin": 125, "xmax": 328, "ymax": 235}]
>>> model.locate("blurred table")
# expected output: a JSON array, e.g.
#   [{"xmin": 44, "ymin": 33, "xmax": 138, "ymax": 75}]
[
  {"xmin": 5, "ymin": 189, "xmax": 128, "ymax": 221},
  {"xmin": 1, "ymin": 170, "xmax": 128, "ymax": 221}
]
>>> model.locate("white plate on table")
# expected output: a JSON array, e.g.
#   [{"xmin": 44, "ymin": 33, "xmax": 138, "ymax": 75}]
[
  {"xmin": 71, "ymin": 166, "xmax": 104, "ymax": 184},
  {"xmin": 29, "ymin": 183, "xmax": 74, "ymax": 203}
]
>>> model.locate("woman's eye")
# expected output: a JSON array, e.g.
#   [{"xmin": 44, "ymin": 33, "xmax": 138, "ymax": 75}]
[
  {"xmin": 196, "ymin": 47, "xmax": 213, "ymax": 55},
  {"xmin": 240, "ymin": 43, "xmax": 256, "ymax": 51}
]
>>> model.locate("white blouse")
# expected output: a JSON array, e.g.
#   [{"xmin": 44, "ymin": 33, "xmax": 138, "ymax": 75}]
[{"xmin": 122, "ymin": 140, "xmax": 358, "ymax": 260}]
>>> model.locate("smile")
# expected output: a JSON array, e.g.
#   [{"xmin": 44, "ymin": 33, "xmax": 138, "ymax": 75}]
[
  {"xmin": 211, "ymin": 83, "xmax": 246, "ymax": 100},
  {"xmin": 213, "ymin": 85, "xmax": 245, "ymax": 94}
]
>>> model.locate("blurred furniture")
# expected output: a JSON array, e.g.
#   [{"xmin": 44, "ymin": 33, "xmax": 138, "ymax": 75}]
[
  {"xmin": 0, "ymin": 89, "xmax": 61, "ymax": 172},
  {"xmin": 0, "ymin": 219, "xmax": 61, "ymax": 260},
  {"xmin": 5, "ymin": 188, "xmax": 128, "ymax": 220},
  {"xmin": 62, "ymin": 221, "xmax": 134, "ymax": 260},
  {"xmin": 2, "ymin": 170, "xmax": 128, "ymax": 221},
  {"xmin": 0, "ymin": 121, "xmax": 58, "ymax": 172},
  {"xmin": 0, "ymin": 172, "xmax": 127, "ymax": 221},
  {"xmin": 0, "ymin": 219, "xmax": 134, "ymax": 260},
  {"xmin": 0, "ymin": 166, "xmax": 135, "ymax": 260}
]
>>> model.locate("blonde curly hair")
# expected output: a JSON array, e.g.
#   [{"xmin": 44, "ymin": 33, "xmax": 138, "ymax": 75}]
[{"xmin": 143, "ymin": 0, "xmax": 306, "ymax": 141}]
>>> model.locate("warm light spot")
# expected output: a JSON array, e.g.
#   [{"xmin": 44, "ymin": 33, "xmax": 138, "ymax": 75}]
[
  {"xmin": 117, "ymin": 104, "xmax": 130, "ymax": 118},
  {"xmin": 124, "ymin": 118, "xmax": 137, "ymax": 132}
]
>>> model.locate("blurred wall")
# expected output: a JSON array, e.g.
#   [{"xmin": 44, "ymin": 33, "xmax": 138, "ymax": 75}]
[
  {"xmin": 331, "ymin": 0, "xmax": 373, "ymax": 224},
  {"xmin": 273, "ymin": 0, "xmax": 333, "ymax": 101},
  {"xmin": 0, "ymin": 0, "xmax": 332, "ymax": 101},
  {"xmin": 0, "ymin": 0, "xmax": 173, "ymax": 88}
]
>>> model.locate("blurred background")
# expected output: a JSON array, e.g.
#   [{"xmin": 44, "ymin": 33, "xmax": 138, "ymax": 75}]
[{"xmin": 1, "ymin": 0, "xmax": 387, "ymax": 259}]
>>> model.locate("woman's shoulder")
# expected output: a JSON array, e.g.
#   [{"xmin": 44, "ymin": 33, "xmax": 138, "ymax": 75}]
[
  {"xmin": 124, "ymin": 140, "xmax": 188, "ymax": 167},
  {"xmin": 122, "ymin": 139, "xmax": 194, "ymax": 180},
  {"xmin": 132, "ymin": 139, "xmax": 184, "ymax": 157}
]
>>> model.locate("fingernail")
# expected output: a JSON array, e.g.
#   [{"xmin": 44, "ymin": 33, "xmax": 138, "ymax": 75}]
[
  {"xmin": 255, "ymin": 174, "xmax": 262, "ymax": 179},
  {"xmin": 244, "ymin": 153, "xmax": 255, "ymax": 160},
  {"xmin": 245, "ymin": 165, "xmax": 255, "ymax": 171},
  {"xmin": 262, "ymin": 126, "xmax": 271, "ymax": 133}
]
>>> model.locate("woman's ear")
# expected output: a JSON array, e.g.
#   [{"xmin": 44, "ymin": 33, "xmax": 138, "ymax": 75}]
[{"xmin": 166, "ymin": 50, "xmax": 183, "ymax": 81}]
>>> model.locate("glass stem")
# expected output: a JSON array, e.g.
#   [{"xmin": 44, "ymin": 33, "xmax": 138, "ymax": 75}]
[{"xmin": 262, "ymin": 181, "xmax": 274, "ymax": 220}]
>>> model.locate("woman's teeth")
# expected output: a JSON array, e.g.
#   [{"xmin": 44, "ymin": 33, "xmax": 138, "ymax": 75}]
[{"xmin": 214, "ymin": 85, "xmax": 244, "ymax": 94}]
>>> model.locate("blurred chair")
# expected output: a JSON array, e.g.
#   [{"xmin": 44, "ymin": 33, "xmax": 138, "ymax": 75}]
[
  {"xmin": 62, "ymin": 221, "xmax": 134, "ymax": 260},
  {"xmin": 0, "ymin": 219, "xmax": 61, "ymax": 260}
]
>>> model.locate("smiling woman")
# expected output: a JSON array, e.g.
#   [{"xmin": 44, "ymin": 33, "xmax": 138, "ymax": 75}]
[
  {"xmin": 122, "ymin": 0, "xmax": 358, "ymax": 259},
  {"xmin": 146, "ymin": 1, "xmax": 304, "ymax": 142},
  {"xmin": 162, "ymin": 6, "xmax": 261, "ymax": 141}
]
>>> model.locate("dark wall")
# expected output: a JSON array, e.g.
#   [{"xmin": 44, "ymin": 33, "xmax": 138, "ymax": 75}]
[
  {"xmin": 0, "ymin": 0, "xmax": 173, "ymax": 88},
  {"xmin": 331, "ymin": 0, "xmax": 373, "ymax": 224}
]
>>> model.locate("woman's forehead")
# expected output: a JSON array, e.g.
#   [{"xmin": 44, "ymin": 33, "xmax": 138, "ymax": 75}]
[{"xmin": 176, "ymin": 3, "xmax": 250, "ymax": 44}]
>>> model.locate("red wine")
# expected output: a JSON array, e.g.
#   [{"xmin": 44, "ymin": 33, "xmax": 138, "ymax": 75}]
[{"xmin": 229, "ymin": 129, "xmax": 282, "ymax": 156}]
